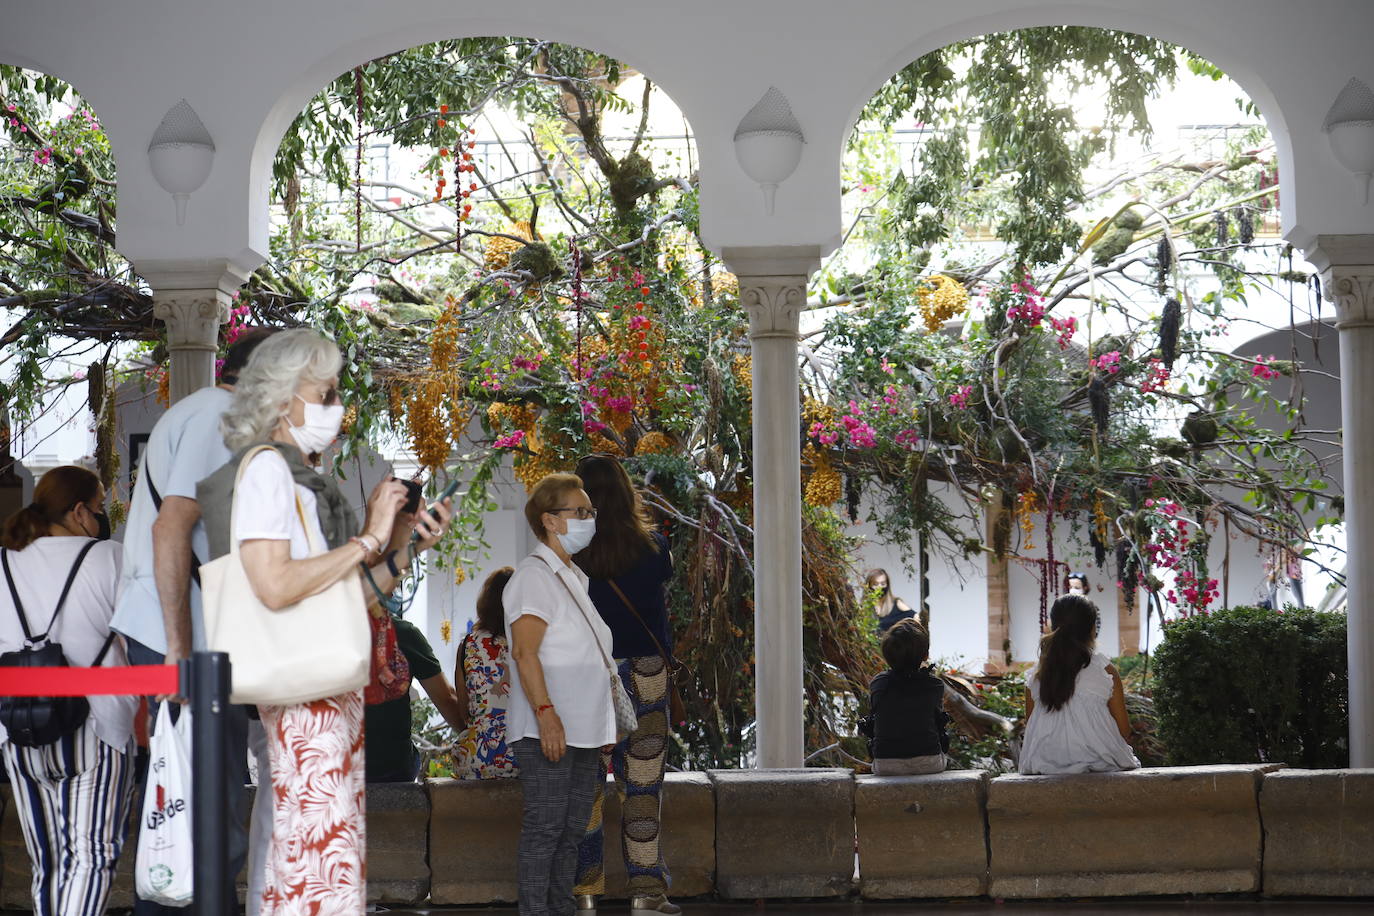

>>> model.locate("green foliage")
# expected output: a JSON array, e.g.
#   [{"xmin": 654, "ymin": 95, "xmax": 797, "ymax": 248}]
[
  {"xmin": 1152, "ymin": 606, "xmax": 1348, "ymax": 767},
  {"xmin": 944, "ymin": 671, "xmax": 1024, "ymax": 774},
  {"xmin": 865, "ymin": 27, "xmax": 1178, "ymax": 266}
]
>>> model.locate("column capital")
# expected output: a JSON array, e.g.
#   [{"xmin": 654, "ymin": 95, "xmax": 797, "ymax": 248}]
[
  {"xmin": 152, "ymin": 291, "xmax": 228, "ymax": 352},
  {"xmin": 723, "ymin": 245, "xmax": 820, "ymax": 342},
  {"xmin": 739, "ymin": 276, "xmax": 806, "ymax": 340},
  {"xmin": 1290, "ymin": 234, "xmax": 1374, "ymax": 328}
]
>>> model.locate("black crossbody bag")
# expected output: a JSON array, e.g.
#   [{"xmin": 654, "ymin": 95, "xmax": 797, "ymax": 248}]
[{"xmin": 0, "ymin": 540, "xmax": 114, "ymax": 747}]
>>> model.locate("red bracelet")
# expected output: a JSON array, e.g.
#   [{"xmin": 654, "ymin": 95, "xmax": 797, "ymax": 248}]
[{"xmin": 535, "ymin": 703, "xmax": 555, "ymax": 715}]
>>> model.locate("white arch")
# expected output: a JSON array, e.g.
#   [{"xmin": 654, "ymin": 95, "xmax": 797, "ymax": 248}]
[
  {"xmin": 835, "ymin": 7, "xmax": 1295, "ymax": 235},
  {"xmin": 244, "ymin": 20, "xmax": 705, "ymax": 259}
]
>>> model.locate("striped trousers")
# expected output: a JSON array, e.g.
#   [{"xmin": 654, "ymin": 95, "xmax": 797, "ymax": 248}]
[
  {"xmin": 575, "ymin": 655, "xmax": 671, "ymax": 898},
  {"xmin": 1, "ymin": 725, "xmax": 135, "ymax": 916}
]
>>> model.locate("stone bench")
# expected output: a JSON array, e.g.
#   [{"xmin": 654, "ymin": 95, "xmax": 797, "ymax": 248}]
[
  {"xmin": 854, "ymin": 770, "xmax": 989, "ymax": 898},
  {"xmin": 1261, "ymin": 768, "xmax": 1374, "ymax": 896},
  {"xmin": 708, "ymin": 767, "xmax": 853, "ymax": 899},
  {"xmin": 428, "ymin": 772, "xmax": 715, "ymax": 904},
  {"xmin": 987, "ymin": 764, "xmax": 1276, "ymax": 898},
  {"xmin": 2, "ymin": 781, "xmax": 431, "ymax": 909}
]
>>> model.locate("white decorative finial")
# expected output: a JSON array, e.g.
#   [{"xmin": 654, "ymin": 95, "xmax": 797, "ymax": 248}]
[
  {"xmin": 147, "ymin": 100, "xmax": 216, "ymax": 225},
  {"xmin": 733, "ymin": 88, "xmax": 807, "ymax": 215}
]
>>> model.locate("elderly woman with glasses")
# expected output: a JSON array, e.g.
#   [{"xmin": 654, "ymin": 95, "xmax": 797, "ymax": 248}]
[
  {"xmin": 198, "ymin": 328, "xmax": 453, "ymax": 916},
  {"xmin": 504, "ymin": 473, "xmax": 616, "ymax": 916}
]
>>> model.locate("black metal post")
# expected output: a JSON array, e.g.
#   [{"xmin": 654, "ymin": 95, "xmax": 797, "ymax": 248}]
[{"xmin": 181, "ymin": 651, "xmax": 231, "ymax": 916}]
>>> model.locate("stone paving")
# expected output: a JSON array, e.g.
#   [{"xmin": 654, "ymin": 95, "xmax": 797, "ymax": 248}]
[{"xmin": 371, "ymin": 901, "xmax": 1374, "ymax": 916}]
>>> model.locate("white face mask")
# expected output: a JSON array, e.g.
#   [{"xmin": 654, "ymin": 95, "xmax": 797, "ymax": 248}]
[
  {"xmin": 285, "ymin": 393, "xmax": 345, "ymax": 456},
  {"xmin": 557, "ymin": 517, "xmax": 597, "ymax": 555}
]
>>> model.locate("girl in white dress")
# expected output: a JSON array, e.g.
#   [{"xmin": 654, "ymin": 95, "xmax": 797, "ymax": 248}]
[{"xmin": 1019, "ymin": 595, "xmax": 1140, "ymax": 775}]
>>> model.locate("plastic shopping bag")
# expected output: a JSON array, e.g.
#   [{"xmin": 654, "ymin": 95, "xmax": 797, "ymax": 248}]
[{"xmin": 134, "ymin": 702, "xmax": 194, "ymax": 905}]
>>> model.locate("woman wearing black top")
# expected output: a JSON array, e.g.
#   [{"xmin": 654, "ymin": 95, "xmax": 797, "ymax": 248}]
[
  {"xmin": 571, "ymin": 455, "xmax": 679, "ymax": 916},
  {"xmin": 869, "ymin": 619, "xmax": 948, "ymax": 775}
]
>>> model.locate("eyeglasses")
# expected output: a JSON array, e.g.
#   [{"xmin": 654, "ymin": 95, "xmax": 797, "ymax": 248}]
[{"xmin": 549, "ymin": 507, "xmax": 597, "ymax": 520}]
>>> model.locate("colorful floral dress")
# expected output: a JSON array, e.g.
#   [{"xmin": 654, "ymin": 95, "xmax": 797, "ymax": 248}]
[{"xmin": 452, "ymin": 627, "xmax": 518, "ymax": 779}]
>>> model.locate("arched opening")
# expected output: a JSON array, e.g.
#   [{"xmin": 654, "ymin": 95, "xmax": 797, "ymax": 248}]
[
  {"xmin": 0, "ymin": 65, "xmax": 140, "ymax": 521},
  {"xmin": 802, "ymin": 26, "xmax": 1339, "ymax": 770},
  {"xmin": 252, "ymin": 38, "xmax": 792, "ymax": 773}
]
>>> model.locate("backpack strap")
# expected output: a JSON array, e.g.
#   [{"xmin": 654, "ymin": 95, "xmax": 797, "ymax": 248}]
[
  {"xmin": 145, "ymin": 465, "xmax": 203, "ymax": 589},
  {"xmin": 0, "ymin": 548, "xmax": 35, "ymax": 643},
  {"xmin": 42, "ymin": 539, "xmax": 100, "ymax": 639}
]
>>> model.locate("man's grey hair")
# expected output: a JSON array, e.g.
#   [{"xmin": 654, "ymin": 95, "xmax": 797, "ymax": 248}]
[{"xmin": 221, "ymin": 328, "xmax": 341, "ymax": 452}]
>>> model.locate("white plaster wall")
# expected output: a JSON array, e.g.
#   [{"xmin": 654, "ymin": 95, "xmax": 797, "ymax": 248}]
[{"xmin": 1, "ymin": 0, "xmax": 1369, "ymax": 271}]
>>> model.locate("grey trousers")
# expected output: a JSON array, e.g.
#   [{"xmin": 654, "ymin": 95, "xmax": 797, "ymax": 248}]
[{"xmin": 513, "ymin": 738, "xmax": 602, "ymax": 916}]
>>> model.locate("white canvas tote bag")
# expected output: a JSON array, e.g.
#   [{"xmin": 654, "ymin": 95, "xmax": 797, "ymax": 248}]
[{"xmin": 202, "ymin": 445, "xmax": 370, "ymax": 705}]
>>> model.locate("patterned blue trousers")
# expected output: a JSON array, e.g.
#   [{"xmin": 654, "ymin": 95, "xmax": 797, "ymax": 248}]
[{"xmin": 574, "ymin": 654, "xmax": 671, "ymax": 897}]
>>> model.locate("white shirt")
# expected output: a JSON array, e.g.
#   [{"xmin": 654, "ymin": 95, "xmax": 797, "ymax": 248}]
[
  {"xmin": 232, "ymin": 449, "xmax": 326, "ymax": 558},
  {"xmin": 503, "ymin": 542, "xmax": 616, "ymax": 749},
  {"xmin": 0, "ymin": 537, "xmax": 135, "ymax": 751},
  {"xmin": 111, "ymin": 386, "xmax": 233, "ymax": 655},
  {"xmin": 1019, "ymin": 651, "xmax": 1141, "ymax": 775}
]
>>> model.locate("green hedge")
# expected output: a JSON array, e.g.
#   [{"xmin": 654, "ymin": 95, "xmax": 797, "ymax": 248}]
[{"xmin": 1153, "ymin": 605, "xmax": 1347, "ymax": 767}]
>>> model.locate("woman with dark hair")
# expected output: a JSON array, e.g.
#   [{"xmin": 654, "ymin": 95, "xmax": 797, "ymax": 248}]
[
  {"xmin": 0, "ymin": 465, "xmax": 135, "ymax": 916},
  {"xmin": 454, "ymin": 566, "xmax": 518, "ymax": 779},
  {"xmin": 571, "ymin": 455, "xmax": 678, "ymax": 916},
  {"xmin": 867, "ymin": 618, "xmax": 948, "ymax": 775},
  {"xmin": 1019, "ymin": 595, "xmax": 1139, "ymax": 774}
]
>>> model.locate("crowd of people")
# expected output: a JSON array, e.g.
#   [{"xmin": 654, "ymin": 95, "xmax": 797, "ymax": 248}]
[{"xmin": 0, "ymin": 325, "xmax": 1139, "ymax": 916}]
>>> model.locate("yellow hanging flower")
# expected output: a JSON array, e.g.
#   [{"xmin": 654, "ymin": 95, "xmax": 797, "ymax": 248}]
[
  {"xmin": 440, "ymin": 619, "xmax": 453, "ymax": 644},
  {"xmin": 732, "ymin": 354, "xmax": 753, "ymax": 395},
  {"xmin": 916, "ymin": 275, "xmax": 970, "ymax": 333},
  {"xmin": 1016, "ymin": 491, "xmax": 1040, "ymax": 550},
  {"xmin": 635, "ymin": 430, "xmax": 674, "ymax": 456}
]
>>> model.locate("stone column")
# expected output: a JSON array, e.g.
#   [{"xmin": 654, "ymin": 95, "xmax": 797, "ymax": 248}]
[
  {"xmin": 1117, "ymin": 589, "xmax": 1140, "ymax": 657},
  {"xmin": 137, "ymin": 260, "xmax": 248, "ymax": 404},
  {"xmin": 985, "ymin": 500, "xmax": 1011, "ymax": 674},
  {"xmin": 724, "ymin": 245, "xmax": 820, "ymax": 769},
  {"xmin": 1303, "ymin": 234, "xmax": 1374, "ymax": 767}
]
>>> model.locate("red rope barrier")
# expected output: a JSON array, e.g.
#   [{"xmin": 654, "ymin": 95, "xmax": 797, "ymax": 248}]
[{"xmin": 0, "ymin": 664, "xmax": 179, "ymax": 697}]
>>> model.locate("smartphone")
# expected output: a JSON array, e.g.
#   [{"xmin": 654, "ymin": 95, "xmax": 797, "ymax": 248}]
[{"xmin": 410, "ymin": 474, "xmax": 461, "ymax": 542}]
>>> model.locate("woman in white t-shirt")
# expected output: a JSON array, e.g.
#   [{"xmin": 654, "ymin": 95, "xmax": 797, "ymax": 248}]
[
  {"xmin": 1019, "ymin": 594, "xmax": 1140, "ymax": 775},
  {"xmin": 0, "ymin": 464, "xmax": 135, "ymax": 916},
  {"xmin": 504, "ymin": 472, "xmax": 616, "ymax": 916},
  {"xmin": 206, "ymin": 329, "xmax": 453, "ymax": 916}
]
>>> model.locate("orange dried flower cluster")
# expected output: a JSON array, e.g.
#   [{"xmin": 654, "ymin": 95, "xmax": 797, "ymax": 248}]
[
  {"xmin": 484, "ymin": 221, "xmax": 532, "ymax": 271},
  {"xmin": 917, "ymin": 275, "xmax": 969, "ymax": 333},
  {"xmin": 405, "ymin": 374, "xmax": 452, "ymax": 470},
  {"xmin": 431, "ymin": 298, "xmax": 463, "ymax": 371},
  {"xmin": 1093, "ymin": 496, "xmax": 1113, "ymax": 544},
  {"xmin": 1016, "ymin": 490, "xmax": 1040, "ymax": 550},
  {"xmin": 732, "ymin": 354, "xmax": 753, "ymax": 397},
  {"xmin": 512, "ymin": 424, "xmax": 572, "ymax": 492},
  {"xmin": 635, "ymin": 430, "xmax": 674, "ymax": 456},
  {"xmin": 803, "ymin": 443, "xmax": 842, "ymax": 507}
]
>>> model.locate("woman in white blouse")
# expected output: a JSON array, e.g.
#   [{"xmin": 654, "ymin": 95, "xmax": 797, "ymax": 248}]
[
  {"xmin": 0, "ymin": 464, "xmax": 135, "ymax": 916},
  {"xmin": 1020, "ymin": 594, "xmax": 1140, "ymax": 775},
  {"xmin": 505, "ymin": 472, "xmax": 616, "ymax": 916}
]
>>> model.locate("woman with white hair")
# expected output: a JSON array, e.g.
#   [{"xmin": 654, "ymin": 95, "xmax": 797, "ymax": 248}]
[{"xmin": 198, "ymin": 328, "xmax": 453, "ymax": 916}]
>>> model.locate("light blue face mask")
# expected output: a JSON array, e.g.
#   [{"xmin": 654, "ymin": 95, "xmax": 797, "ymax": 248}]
[{"xmin": 558, "ymin": 517, "xmax": 597, "ymax": 554}]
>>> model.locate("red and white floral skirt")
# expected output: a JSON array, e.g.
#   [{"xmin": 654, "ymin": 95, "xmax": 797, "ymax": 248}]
[{"xmin": 259, "ymin": 689, "xmax": 366, "ymax": 916}]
